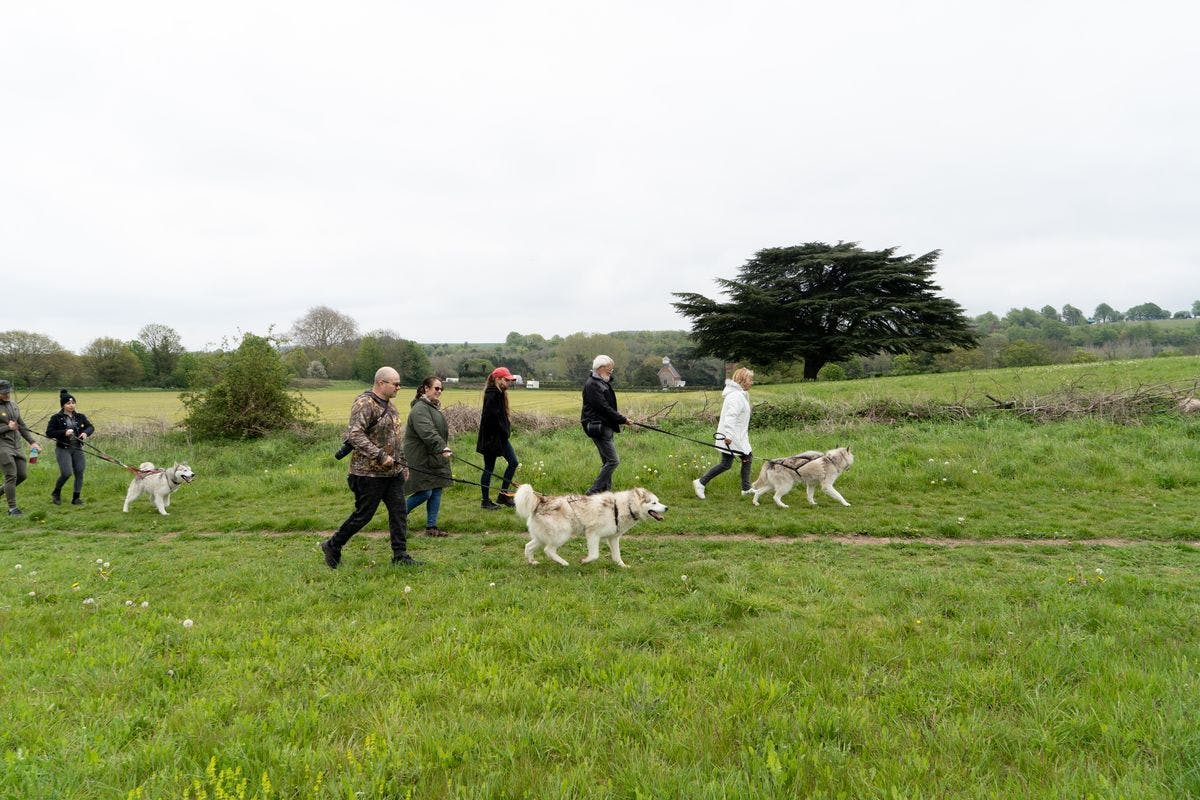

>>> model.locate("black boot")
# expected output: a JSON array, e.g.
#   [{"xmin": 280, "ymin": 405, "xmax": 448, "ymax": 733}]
[
  {"xmin": 320, "ymin": 539, "xmax": 341, "ymax": 569},
  {"xmin": 72, "ymin": 494, "xmax": 84, "ymax": 506},
  {"xmin": 51, "ymin": 492, "xmax": 61, "ymax": 505},
  {"xmin": 481, "ymin": 498, "xmax": 501, "ymax": 510},
  {"xmin": 496, "ymin": 490, "xmax": 515, "ymax": 507}
]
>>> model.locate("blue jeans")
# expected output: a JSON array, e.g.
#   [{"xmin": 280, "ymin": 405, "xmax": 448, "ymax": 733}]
[
  {"xmin": 586, "ymin": 430, "xmax": 619, "ymax": 495},
  {"xmin": 481, "ymin": 440, "xmax": 519, "ymax": 500},
  {"xmin": 405, "ymin": 488, "xmax": 443, "ymax": 528}
]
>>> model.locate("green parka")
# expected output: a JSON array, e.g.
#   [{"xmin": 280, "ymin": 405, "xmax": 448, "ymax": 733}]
[{"xmin": 401, "ymin": 396, "xmax": 453, "ymax": 494}]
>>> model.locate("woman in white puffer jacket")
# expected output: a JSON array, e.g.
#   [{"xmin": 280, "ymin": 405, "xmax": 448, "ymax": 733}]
[{"xmin": 693, "ymin": 368, "xmax": 754, "ymax": 499}]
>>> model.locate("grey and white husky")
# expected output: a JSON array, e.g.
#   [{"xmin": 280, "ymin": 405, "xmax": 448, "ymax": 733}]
[
  {"xmin": 123, "ymin": 462, "xmax": 195, "ymax": 515},
  {"xmin": 749, "ymin": 447, "xmax": 854, "ymax": 508}
]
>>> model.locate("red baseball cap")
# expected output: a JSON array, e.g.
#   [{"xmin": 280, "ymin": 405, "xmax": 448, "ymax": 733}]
[{"xmin": 490, "ymin": 367, "xmax": 515, "ymax": 380}]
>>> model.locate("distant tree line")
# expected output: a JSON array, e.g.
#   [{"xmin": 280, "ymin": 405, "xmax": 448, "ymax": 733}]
[{"xmin": 3, "ymin": 292, "xmax": 1197, "ymax": 392}]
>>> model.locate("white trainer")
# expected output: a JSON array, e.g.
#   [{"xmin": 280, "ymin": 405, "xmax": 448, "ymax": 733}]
[{"xmin": 692, "ymin": 479, "xmax": 706, "ymax": 500}]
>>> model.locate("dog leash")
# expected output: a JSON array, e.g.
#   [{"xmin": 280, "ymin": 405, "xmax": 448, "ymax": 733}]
[
  {"xmin": 627, "ymin": 421, "xmax": 750, "ymax": 457},
  {"xmin": 451, "ymin": 454, "xmax": 520, "ymax": 500},
  {"xmin": 25, "ymin": 430, "xmax": 163, "ymax": 476}
]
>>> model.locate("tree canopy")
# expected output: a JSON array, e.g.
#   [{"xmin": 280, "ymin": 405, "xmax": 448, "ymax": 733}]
[{"xmin": 673, "ymin": 242, "xmax": 977, "ymax": 379}]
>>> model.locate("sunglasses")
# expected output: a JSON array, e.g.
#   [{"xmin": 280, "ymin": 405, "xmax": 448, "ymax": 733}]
[{"xmin": 431, "ymin": 386, "xmax": 444, "ymax": 392}]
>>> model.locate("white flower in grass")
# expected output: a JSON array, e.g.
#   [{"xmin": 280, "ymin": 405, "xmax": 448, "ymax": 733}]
[
  {"xmin": 13, "ymin": 564, "xmax": 21, "ymax": 570},
  {"xmin": 96, "ymin": 559, "xmax": 103, "ymax": 564},
  {"xmin": 489, "ymin": 582, "xmax": 496, "ymax": 588},
  {"xmin": 971, "ymin": 469, "xmax": 978, "ymax": 474},
  {"xmin": 140, "ymin": 601, "xmax": 149, "ymax": 608},
  {"xmin": 681, "ymin": 575, "xmax": 688, "ymax": 582},
  {"xmin": 103, "ymin": 562, "xmax": 110, "ymax": 569},
  {"xmin": 125, "ymin": 600, "xmax": 134, "ymax": 606},
  {"xmin": 83, "ymin": 597, "xmax": 95, "ymax": 606},
  {"xmin": 28, "ymin": 591, "xmax": 36, "ymax": 597},
  {"xmin": 403, "ymin": 586, "xmax": 412, "ymax": 594},
  {"xmin": 29, "ymin": 570, "xmax": 36, "ymax": 576},
  {"xmin": 182, "ymin": 619, "xmax": 194, "ymax": 628},
  {"xmin": 957, "ymin": 517, "xmax": 965, "ymax": 523},
  {"xmin": 167, "ymin": 669, "xmax": 175, "ymax": 677},
  {"xmin": 1095, "ymin": 568, "xmax": 1104, "ymax": 575}
]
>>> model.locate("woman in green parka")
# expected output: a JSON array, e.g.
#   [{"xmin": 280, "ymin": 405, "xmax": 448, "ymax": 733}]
[{"xmin": 402, "ymin": 376, "xmax": 453, "ymax": 537}]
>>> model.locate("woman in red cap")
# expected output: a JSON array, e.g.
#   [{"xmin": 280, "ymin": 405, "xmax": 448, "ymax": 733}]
[{"xmin": 477, "ymin": 366, "xmax": 520, "ymax": 509}]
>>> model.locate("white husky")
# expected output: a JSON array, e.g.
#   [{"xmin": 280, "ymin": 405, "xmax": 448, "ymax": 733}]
[
  {"xmin": 749, "ymin": 447, "xmax": 854, "ymax": 508},
  {"xmin": 123, "ymin": 462, "xmax": 195, "ymax": 515},
  {"xmin": 514, "ymin": 484, "xmax": 667, "ymax": 567}
]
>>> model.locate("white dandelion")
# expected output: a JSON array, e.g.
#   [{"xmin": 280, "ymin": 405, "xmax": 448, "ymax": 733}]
[
  {"xmin": 182, "ymin": 619, "xmax": 194, "ymax": 628},
  {"xmin": 140, "ymin": 601, "xmax": 149, "ymax": 608}
]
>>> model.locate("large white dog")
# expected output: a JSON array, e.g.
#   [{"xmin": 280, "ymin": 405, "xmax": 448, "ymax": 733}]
[
  {"xmin": 749, "ymin": 446, "xmax": 854, "ymax": 508},
  {"xmin": 123, "ymin": 462, "xmax": 195, "ymax": 515},
  {"xmin": 514, "ymin": 483, "xmax": 667, "ymax": 567}
]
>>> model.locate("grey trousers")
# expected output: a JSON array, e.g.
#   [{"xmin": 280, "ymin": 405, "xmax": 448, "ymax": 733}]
[
  {"xmin": 586, "ymin": 431, "xmax": 619, "ymax": 495},
  {"xmin": 0, "ymin": 450, "xmax": 28, "ymax": 509},
  {"xmin": 54, "ymin": 447, "xmax": 87, "ymax": 496}
]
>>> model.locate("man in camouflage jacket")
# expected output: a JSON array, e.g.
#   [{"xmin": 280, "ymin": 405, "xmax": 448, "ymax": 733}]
[
  {"xmin": 321, "ymin": 367, "xmax": 420, "ymax": 568},
  {"xmin": 1, "ymin": 378, "xmax": 38, "ymax": 516}
]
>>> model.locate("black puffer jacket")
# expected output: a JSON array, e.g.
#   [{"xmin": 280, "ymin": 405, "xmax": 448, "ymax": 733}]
[
  {"xmin": 580, "ymin": 373, "xmax": 627, "ymax": 436},
  {"xmin": 46, "ymin": 411, "xmax": 95, "ymax": 450}
]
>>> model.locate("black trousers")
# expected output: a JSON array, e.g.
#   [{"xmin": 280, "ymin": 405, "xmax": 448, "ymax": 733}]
[{"xmin": 329, "ymin": 474, "xmax": 409, "ymax": 557}]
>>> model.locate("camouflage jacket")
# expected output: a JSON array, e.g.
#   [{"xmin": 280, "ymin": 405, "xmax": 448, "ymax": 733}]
[
  {"xmin": 345, "ymin": 391, "xmax": 406, "ymax": 478},
  {"xmin": 0, "ymin": 398, "xmax": 36, "ymax": 456}
]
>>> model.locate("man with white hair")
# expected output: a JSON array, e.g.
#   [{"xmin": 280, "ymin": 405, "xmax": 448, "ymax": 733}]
[
  {"xmin": 321, "ymin": 367, "xmax": 421, "ymax": 568},
  {"xmin": 580, "ymin": 355, "xmax": 631, "ymax": 495}
]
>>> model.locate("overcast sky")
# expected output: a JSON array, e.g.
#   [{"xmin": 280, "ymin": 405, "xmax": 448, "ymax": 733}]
[{"xmin": 3, "ymin": 1, "xmax": 1197, "ymax": 352}]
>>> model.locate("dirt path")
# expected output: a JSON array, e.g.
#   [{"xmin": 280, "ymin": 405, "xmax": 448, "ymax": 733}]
[{"xmin": 151, "ymin": 530, "xmax": 1200, "ymax": 548}]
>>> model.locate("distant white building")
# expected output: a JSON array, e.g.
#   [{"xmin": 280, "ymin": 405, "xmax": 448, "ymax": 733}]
[
  {"xmin": 657, "ymin": 357, "xmax": 685, "ymax": 388},
  {"xmin": 526, "ymin": 380, "xmax": 540, "ymax": 389}
]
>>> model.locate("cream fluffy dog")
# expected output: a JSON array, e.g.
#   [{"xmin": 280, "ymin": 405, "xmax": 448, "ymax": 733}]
[
  {"xmin": 123, "ymin": 462, "xmax": 195, "ymax": 515},
  {"xmin": 514, "ymin": 483, "xmax": 667, "ymax": 567}
]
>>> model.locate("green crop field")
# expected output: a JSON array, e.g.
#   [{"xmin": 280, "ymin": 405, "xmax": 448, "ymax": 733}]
[{"xmin": 3, "ymin": 356, "xmax": 1199, "ymax": 798}]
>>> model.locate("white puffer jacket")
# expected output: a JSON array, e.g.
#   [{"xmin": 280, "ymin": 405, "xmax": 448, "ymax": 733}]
[{"xmin": 714, "ymin": 379, "xmax": 751, "ymax": 456}]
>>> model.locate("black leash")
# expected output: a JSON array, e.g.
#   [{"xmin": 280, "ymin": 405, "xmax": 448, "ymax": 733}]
[{"xmin": 628, "ymin": 421, "xmax": 749, "ymax": 457}]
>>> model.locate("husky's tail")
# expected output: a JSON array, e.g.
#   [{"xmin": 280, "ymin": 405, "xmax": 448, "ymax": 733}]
[
  {"xmin": 751, "ymin": 462, "xmax": 772, "ymax": 489},
  {"xmin": 514, "ymin": 484, "xmax": 539, "ymax": 521}
]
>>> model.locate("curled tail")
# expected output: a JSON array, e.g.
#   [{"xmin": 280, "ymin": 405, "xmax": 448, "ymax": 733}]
[
  {"xmin": 514, "ymin": 484, "xmax": 539, "ymax": 521},
  {"xmin": 751, "ymin": 462, "xmax": 771, "ymax": 489}
]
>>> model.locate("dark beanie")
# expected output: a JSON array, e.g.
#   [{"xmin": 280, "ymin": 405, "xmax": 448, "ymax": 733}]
[{"xmin": 60, "ymin": 388, "xmax": 76, "ymax": 407}]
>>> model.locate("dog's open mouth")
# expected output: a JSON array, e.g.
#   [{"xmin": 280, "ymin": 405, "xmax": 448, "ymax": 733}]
[{"xmin": 648, "ymin": 510, "xmax": 664, "ymax": 521}]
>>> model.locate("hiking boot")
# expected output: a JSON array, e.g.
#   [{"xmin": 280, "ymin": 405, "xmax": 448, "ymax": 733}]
[
  {"xmin": 481, "ymin": 499, "xmax": 501, "ymax": 510},
  {"xmin": 320, "ymin": 539, "xmax": 341, "ymax": 569},
  {"xmin": 424, "ymin": 526, "xmax": 449, "ymax": 537},
  {"xmin": 496, "ymin": 493, "xmax": 515, "ymax": 507},
  {"xmin": 8, "ymin": 508, "xmax": 22, "ymax": 516},
  {"xmin": 72, "ymin": 497, "xmax": 84, "ymax": 506},
  {"xmin": 51, "ymin": 493, "xmax": 62, "ymax": 506},
  {"xmin": 692, "ymin": 479, "xmax": 706, "ymax": 500},
  {"xmin": 392, "ymin": 553, "xmax": 422, "ymax": 566}
]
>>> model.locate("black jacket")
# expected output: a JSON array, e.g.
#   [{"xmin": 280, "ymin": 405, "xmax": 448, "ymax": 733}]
[
  {"xmin": 580, "ymin": 373, "xmax": 627, "ymax": 435},
  {"xmin": 46, "ymin": 411, "xmax": 95, "ymax": 449},
  {"xmin": 476, "ymin": 386, "xmax": 512, "ymax": 457}
]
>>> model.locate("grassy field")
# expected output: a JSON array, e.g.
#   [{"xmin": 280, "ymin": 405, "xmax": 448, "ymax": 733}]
[
  {"xmin": 2, "ymin": 357, "xmax": 1199, "ymax": 797},
  {"xmin": 13, "ymin": 354, "xmax": 1200, "ymax": 426}
]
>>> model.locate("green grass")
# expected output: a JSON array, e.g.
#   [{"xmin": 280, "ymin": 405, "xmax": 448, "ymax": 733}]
[
  {"xmin": 4, "ymin": 412, "xmax": 1197, "ymax": 540},
  {"xmin": 3, "ymin": 533, "xmax": 1199, "ymax": 798},
  {"xmin": 13, "ymin": 353, "xmax": 1200, "ymax": 425},
  {"xmin": 4, "ymin": 359, "xmax": 1200, "ymax": 797}
]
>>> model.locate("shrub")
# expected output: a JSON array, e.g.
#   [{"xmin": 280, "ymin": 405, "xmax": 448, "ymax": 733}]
[
  {"xmin": 816, "ymin": 363, "xmax": 846, "ymax": 381},
  {"xmin": 182, "ymin": 334, "xmax": 317, "ymax": 440}
]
